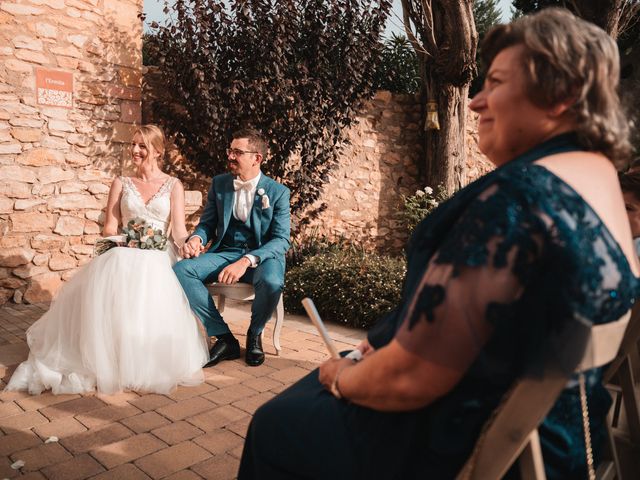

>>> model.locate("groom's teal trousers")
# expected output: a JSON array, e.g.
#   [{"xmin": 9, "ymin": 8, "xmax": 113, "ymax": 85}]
[{"xmin": 173, "ymin": 247, "xmax": 285, "ymax": 337}]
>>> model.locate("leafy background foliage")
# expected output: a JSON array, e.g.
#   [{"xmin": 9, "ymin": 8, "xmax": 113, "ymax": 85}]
[
  {"xmin": 372, "ymin": 33, "xmax": 420, "ymax": 94},
  {"xmin": 147, "ymin": 0, "xmax": 391, "ymax": 227}
]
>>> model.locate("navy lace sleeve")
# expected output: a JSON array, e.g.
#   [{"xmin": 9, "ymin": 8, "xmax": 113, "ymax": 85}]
[{"xmin": 394, "ymin": 165, "xmax": 638, "ymax": 377}]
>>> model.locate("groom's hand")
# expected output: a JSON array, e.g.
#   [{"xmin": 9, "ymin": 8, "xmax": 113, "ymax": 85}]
[
  {"xmin": 218, "ymin": 257, "xmax": 251, "ymax": 284},
  {"xmin": 181, "ymin": 236, "xmax": 205, "ymax": 258}
]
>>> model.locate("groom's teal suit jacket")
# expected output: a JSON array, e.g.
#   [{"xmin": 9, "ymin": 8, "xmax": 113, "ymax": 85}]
[{"xmin": 192, "ymin": 173, "xmax": 291, "ymax": 265}]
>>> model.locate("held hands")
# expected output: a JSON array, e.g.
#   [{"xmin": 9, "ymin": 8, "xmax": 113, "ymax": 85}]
[
  {"xmin": 180, "ymin": 236, "xmax": 205, "ymax": 258},
  {"xmin": 217, "ymin": 257, "xmax": 251, "ymax": 284}
]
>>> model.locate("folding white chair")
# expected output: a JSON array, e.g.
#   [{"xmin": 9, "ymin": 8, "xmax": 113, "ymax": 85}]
[
  {"xmin": 207, "ymin": 282, "xmax": 284, "ymax": 355},
  {"xmin": 457, "ymin": 312, "xmax": 631, "ymax": 480}
]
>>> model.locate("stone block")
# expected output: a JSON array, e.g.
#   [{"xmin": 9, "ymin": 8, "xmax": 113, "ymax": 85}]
[
  {"xmin": 48, "ymin": 193, "xmax": 101, "ymax": 210},
  {"xmin": 16, "ymin": 148, "xmax": 64, "ymax": 168},
  {"xmin": 41, "ymin": 136, "xmax": 71, "ymax": 150},
  {"xmin": 10, "ymin": 212, "xmax": 54, "ymax": 232},
  {"xmin": 120, "ymin": 101, "xmax": 141, "ymax": 123},
  {"xmin": 119, "ymin": 67, "xmax": 142, "ymax": 87},
  {"xmin": 0, "ymin": 276, "xmax": 26, "ymax": 289},
  {"xmin": 71, "ymin": 244, "xmax": 94, "ymax": 256},
  {"xmin": 0, "ymin": 143, "xmax": 22, "ymax": 154},
  {"xmin": 4, "ymin": 59, "xmax": 33, "ymax": 72},
  {"xmin": 37, "ymin": 166, "xmax": 75, "ymax": 184},
  {"xmin": 32, "ymin": 183, "xmax": 54, "ymax": 196},
  {"xmin": 13, "ymin": 198, "xmax": 46, "ymax": 210},
  {"xmin": 35, "ymin": 22, "xmax": 57, "ymax": 38},
  {"xmin": 9, "ymin": 117, "xmax": 44, "ymax": 128},
  {"xmin": 15, "ymin": 49, "xmax": 48, "ymax": 64},
  {"xmin": 0, "ymin": 247, "xmax": 35, "ymax": 267},
  {"xmin": 50, "ymin": 45, "xmax": 82, "ymax": 58},
  {"xmin": 60, "ymin": 181, "xmax": 88, "ymax": 193},
  {"xmin": 0, "ymin": 129, "xmax": 12, "ymax": 142},
  {"xmin": 0, "ymin": 235, "xmax": 28, "ymax": 248},
  {"xmin": 8, "ymin": 263, "xmax": 45, "ymax": 280},
  {"xmin": 67, "ymin": 133, "xmax": 92, "ymax": 147},
  {"xmin": 88, "ymin": 182, "xmax": 109, "ymax": 195},
  {"xmin": 49, "ymin": 253, "xmax": 77, "ymax": 271},
  {"xmin": 10, "ymin": 127, "xmax": 42, "ymax": 142},
  {"xmin": 67, "ymin": 34, "xmax": 88, "ymax": 48},
  {"xmin": 0, "ymin": 165, "xmax": 37, "ymax": 183},
  {"xmin": 29, "ymin": 0, "xmax": 65, "ymax": 8},
  {"xmin": 65, "ymin": 151, "xmax": 91, "ymax": 166},
  {"xmin": 24, "ymin": 272, "xmax": 62, "ymax": 303},
  {"xmin": 0, "ymin": 197, "xmax": 13, "ymax": 213},
  {"xmin": 0, "ymin": 3, "xmax": 44, "ymax": 15},
  {"xmin": 57, "ymin": 55, "xmax": 79, "ymax": 70},
  {"xmin": 30, "ymin": 234, "xmax": 67, "ymax": 250},
  {"xmin": 78, "ymin": 169, "xmax": 110, "ymax": 182},
  {"xmin": 32, "ymin": 253, "xmax": 49, "ymax": 266},
  {"xmin": 0, "ymin": 181, "xmax": 31, "ymax": 198},
  {"xmin": 54, "ymin": 216, "xmax": 85, "ymax": 235},
  {"xmin": 85, "ymin": 210, "xmax": 103, "ymax": 222},
  {"xmin": 12, "ymin": 35, "xmax": 43, "ymax": 51},
  {"xmin": 105, "ymin": 85, "xmax": 141, "ymax": 101},
  {"xmin": 48, "ymin": 119, "xmax": 75, "ymax": 133}
]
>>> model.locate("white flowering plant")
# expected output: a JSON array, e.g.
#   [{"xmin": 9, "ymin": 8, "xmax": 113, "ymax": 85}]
[
  {"xmin": 401, "ymin": 184, "xmax": 448, "ymax": 234},
  {"xmin": 94, "ymin": 217, "xmax": 168, "ymax": 256}
]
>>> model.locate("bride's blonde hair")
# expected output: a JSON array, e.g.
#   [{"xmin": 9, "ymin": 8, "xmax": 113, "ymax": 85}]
[{"xmin": 133, "ymin": 124, "xmax": 166, "ymax": 161}]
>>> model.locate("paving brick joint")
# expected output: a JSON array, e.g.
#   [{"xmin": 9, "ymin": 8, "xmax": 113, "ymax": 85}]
[{"xmin": 0, "ymin": 300, "xmax": 365, "ymax": 479}]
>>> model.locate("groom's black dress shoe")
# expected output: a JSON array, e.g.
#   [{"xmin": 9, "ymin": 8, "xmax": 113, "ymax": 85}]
[
  {"xmin": 245, "ymin": 331, "xmax": 265, "ymax": 366},
  {"xmin": 204, "ymin": 336, "xmax": 240, "ymax": 368}
]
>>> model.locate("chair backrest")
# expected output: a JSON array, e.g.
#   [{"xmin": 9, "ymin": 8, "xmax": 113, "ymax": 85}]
[
  {"xmin": 456, "ymin": 311, "xmax": 631, "ymax": 480},
  {"xmin": 603, "ymin": 304, "xmax": 640, "ymax": 383}
]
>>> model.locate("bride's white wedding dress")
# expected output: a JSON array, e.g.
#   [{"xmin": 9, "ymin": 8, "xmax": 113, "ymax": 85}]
[{"xmin": 6, "ymin": 176, "xmax": 209, "ymax": 395}]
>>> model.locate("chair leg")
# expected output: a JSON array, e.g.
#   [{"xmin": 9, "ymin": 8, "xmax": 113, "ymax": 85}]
[
  {"xmin": 217, "ymin": 294, "xmax": 226, "ymax": 313},
  {"xmin": 619, "ymin": 357, "xmax": 640, "ymax": 444},
  {"xmin": 272, "ymin": 294, "xmax": 284, "ymax": 355},
  {"xmin": 519, "ymin": 430, "xmax": 547, "ymax": 480}
]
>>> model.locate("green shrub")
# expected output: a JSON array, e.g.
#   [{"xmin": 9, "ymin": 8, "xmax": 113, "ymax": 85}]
[
  {"xmin": 285, "ymin": 250, "xmax": 406, "ymax": 330},
  {"xmin": 287, "ymin": 229, "xmax": 356, "ymax": 269}
]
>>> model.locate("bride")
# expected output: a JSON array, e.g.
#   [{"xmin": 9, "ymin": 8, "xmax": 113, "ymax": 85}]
[{"xmin": 6, "ymin": 124, "xmax": 209, "ymax": 395}]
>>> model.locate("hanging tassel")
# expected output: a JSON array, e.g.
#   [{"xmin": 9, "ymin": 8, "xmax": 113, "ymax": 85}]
[{"xmin": 425, "ymin": 100, "xmax": 440, "ymax": 131}]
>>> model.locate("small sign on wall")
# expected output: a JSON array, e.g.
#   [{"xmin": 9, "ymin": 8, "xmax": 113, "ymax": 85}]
[{"xmin": 36, "ymin": 68, "xmax": 73, "ymax": 108}]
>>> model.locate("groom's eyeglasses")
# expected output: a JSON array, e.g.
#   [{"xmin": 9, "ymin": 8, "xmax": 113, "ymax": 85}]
[{"xmin": 226, "ymin": 148, "xmax": 258, "ymax": 157}]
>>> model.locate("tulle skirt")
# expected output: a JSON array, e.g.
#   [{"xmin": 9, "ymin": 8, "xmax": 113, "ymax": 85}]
[{"xmin": 6, "ymin": 246, "xmax": 209, "ymax": 395}]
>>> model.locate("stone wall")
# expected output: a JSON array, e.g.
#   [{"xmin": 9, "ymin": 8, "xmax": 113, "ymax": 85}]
[
  {"xmin": 297, "ymin": 95, "xmax": 492, "ymax": 252},
  {"xmin": 0, "ymin": 0, "xmax": 143, "ymax": 305}
]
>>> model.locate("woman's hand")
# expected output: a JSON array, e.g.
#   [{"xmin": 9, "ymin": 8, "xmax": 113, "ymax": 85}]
[
  {"xmin": 356, "ymin": 338, "xmax": 374, "ymax": 357},
  {"xmin": 318, "ymin": 357, "xmax": 354, "ymax": 396}
]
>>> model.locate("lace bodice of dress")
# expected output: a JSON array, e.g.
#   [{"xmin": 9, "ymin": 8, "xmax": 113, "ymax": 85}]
[{"xmin": 119, "ymin": 176, "xmax": 177, "ymax": 233}]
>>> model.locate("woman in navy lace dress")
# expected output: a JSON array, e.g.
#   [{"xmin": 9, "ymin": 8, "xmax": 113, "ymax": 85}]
[{"xmin": 238, "ymin": 9, "xmax": 638, "ymax": 479}]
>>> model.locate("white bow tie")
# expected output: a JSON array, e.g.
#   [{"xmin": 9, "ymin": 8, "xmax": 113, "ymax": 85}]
[{"xmin": 233, "ymin": 179, "xmax": 254, "ymax": 191}]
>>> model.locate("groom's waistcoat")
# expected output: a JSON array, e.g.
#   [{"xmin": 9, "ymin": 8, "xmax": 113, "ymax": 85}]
[{"xmin": 220, "ymin": 215, "xmax": 257, "ymax": 250}]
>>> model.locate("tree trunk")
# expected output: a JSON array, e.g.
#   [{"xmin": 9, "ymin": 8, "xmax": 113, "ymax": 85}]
[
  {"xmin": 425, "ymin": 83, "xmax": 469, "ymax": 193},
  {"xmin": 575, "ymin": 0, "xmax": 623, "ymax": 39}
]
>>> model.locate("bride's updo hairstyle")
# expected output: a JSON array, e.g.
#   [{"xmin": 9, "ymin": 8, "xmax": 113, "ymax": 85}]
[
  {"xmin": 481, "ymin": 8, "xmax": 632, "ymax": 166},
  {"xmin": 134, "ymin": 124, "xmax": 166, "ymax": 162}
]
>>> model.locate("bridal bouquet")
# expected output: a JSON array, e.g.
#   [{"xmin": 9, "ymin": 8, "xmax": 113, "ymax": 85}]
[{"xmin": 94, "ymin": 218, "xmax": 168, "ymax": 256}]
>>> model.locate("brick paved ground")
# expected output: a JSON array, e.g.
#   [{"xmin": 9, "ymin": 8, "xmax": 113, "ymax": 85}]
[{"xmin": 0, "ymin": 301, "xmax": 365, "ymax": 479}]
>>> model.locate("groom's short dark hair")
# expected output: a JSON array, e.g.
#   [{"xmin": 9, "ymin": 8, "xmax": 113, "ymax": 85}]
[{"xmin": 232, "ymin": 128, "xmax": 268, "ymax": 159}]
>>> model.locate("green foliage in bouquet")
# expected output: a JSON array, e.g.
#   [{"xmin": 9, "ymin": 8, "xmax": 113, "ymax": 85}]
[
  {"xmin": 122, "ymin": 218, "xmax": 168, "ymax": 250},
  {"xmin": 94, "ymin": 218, "xmax": 168, "ymax": 256},
  {"xmin": 285, "ymin": 250, "xmax": 406, "ymax": 330},
  {"xmin": 401, "ymin": 184, "xmax": 449, "ymax": 235}
]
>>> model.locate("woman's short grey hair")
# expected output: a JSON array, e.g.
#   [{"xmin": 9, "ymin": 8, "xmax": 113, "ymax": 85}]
[{"xmin": 481, "ymin": 7, "xmax": 632, "ymax": 165}]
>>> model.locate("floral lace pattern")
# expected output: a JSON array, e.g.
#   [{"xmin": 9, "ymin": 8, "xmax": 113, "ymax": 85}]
[{"xmin": 119, "ymin": 176, "xmax": 177, "ymax": 232}]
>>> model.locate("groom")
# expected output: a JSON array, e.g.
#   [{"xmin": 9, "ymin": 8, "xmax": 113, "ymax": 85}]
[{"xmin": 174, "ymin": 129, "xmax": 290, "ymax": 367}]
